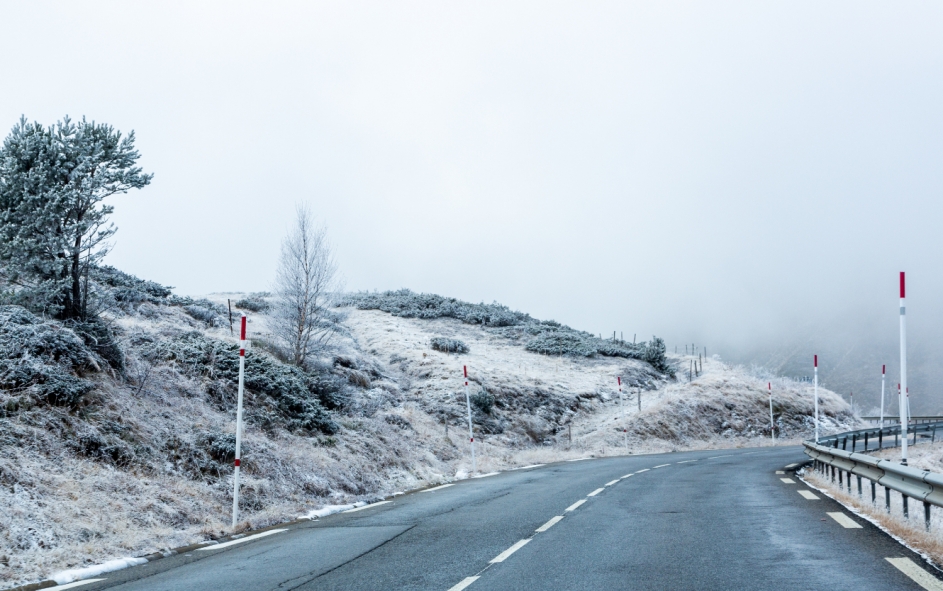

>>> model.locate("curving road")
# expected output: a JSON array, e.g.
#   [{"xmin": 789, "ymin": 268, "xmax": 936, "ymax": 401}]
[{"xmin": 62, "ymin": 446, "xmax": 943, "ymax": 591}]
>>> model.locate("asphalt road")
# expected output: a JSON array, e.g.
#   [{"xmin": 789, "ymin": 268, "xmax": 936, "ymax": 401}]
[{"xmin": 66, "ymin": 446, "xmax": 943, "ymax": 591}]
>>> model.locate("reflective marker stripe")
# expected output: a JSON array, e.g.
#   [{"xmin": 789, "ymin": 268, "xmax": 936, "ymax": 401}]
[{"xmin": 447, "ymin": 576, "xmax": 480, "ymax": 591}]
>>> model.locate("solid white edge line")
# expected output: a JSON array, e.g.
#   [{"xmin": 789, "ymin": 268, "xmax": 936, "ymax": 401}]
[
  {"xmin": 490, "ymin": 539, "xmax": 531, "ymax": 563},
  {"xmin": 472, "ymin": 472, "xmax": 500, "ymax": 479},
  {"xmin": 886, "ymin": 557, "xmax": 943, "ymax": 591},
  {"xmin": 422, "ymin": 484, "xmax": 454, "ymax": 493},
  {"xmin": 53, "ymin": 580, "xmax": 106, "ymax": 590},
  {"xmin": 827, "ymin": 512, "xmax": 862, "ymax": 528},
  {"xmin": 565, "ymin": 499, "xmax": 586, "ymax": 512},
  {"xmin": 511, "ymin": 464, "xmax": 544, "ymax": 470},
  {"xmin": 567, "ymin": 458, "xmax": 591, "ymax": 462},
  {"xmin": 536, "ymin": 516, "xmax": 564, "ymax": 532},
  {"xmin": 587, "ymin": 488, "xmax": 605, "ymax": 497},
  {"xmin": 785, "ymin": 463, "xmax": 799, "ymax": 468},
  {"xmin": 798, "ymin": 490, "xmax": 820, "ymax": 500},
  {"xmin": 447, "ymin": 576, "xmax": 481, "ymax": 591},
  {"xmin": 197, "ymin": 529, "xmax": 287, "ymax": 551},
  {"xmin": 605, "ymin": 479, "xmax": 619, "ymax": 486},
  {"xmin": 344, "ymin": 501, "xmax": 392, "ymax": 513}
]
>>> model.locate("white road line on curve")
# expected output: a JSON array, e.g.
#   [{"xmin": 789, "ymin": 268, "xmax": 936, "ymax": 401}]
[
  {"xmin": 621, "ymin": 474, "xmax": 633, "ymax": 479},
  {"xmin": 565, "ymin": 500, "xmax": 586, "ymax": 512},
  {"xmin": 567, "ymin": 458, "xmax": 591, "ymax": 462},
  {"xmin": 536, "ymin": 516, "xmax": 564, "ymax": 532},
  {"xmin": 511, "ymin": 464, "xmax": 545, "ymax": 470},
  {"xmin": 676, "ymin": 460, "xmax": 697, "ymax": 463},
  {"xmin": 422, "ymin": 484, "xmax": 454, "ymax": 493},
  {"xmin": 635, "ymin": 469, "xmax": 650, "ymax": 473},
  {"xmin": 886, "ymin": 557, "xmax": 943, "ymax": 590},
  {"xmin": 587, "ymin": 488, "xmax": 605, "ymax": 497},
  {"xmin": 780, "ymin": 478, "xmax": 796, "ymax": 484},
  {"xmin": 775, "ymin": 471, "xmax": 785, "ymax": 475},
  {"xmin": 785, "ymin": 463, "xmax": 799, "ymax": 468},
  {"xmin": 197, "ymin": 529, "xmax": 287, "ymax": 551},
  {"xmin": 798, "ymin": 490, "xmax": 820, "ymax": 500},
  {"xmin": 653, "ymin": 464, "xmax": 670, "ymax": 469},
  {"xmin": 472, "ymin": 472, "xmax": 500, "ymax": 479},
  {"xmin": 605, "ymin": 479, "xmax": 619, "ymax": 487},
  {"xmin": 447, "ymin": 576, "xmax": 480, "ymax": 591},
  {"xmin": 490, "ymin": 539, "xmax": 530, "ymax": 563},
  {"xmin": 827, "ymin": 512, "xmax": 862, "ymax": 528},
  {"xmin": 54, "ymin": 580, "xmax": 106, "ymax": 590},
  {"xmin": 707, "ymin": 455, "xmax": 733, "ymax": 459},
  {"xmin": 344, "ymin": 501, "xmax": 392, "ymax": 513}
]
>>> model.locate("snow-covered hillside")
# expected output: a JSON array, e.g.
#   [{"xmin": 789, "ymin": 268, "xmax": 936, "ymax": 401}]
[{"xmin": 0, "ymin": 279, "xmax": 854, "ymax": 587}]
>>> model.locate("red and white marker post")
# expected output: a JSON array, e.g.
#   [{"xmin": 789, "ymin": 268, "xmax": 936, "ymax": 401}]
[
  {"xmin": 768, "ymin": 382, "xmax": 774, "ymax": 442},
  {"xmin": 618, "ymin": 377, "xmax": 627, "ymax": 449},
  {"xmin": 232, "ymin": 314, "xmax": 247, "ymax": 528},
  {"xmin": 463, "ymin": 366, "xmax": 476, "ymax": 474},
  {"xmin": 900, "ymin": 272, "xmax": 909, "ymax": 465},
  {"xmin": 813, "ymin": 355, "xmax": 819, "ymax": 443},
  {"xmin": 880, "ymin": 365, "xmax": 886, "ymax": 428}
]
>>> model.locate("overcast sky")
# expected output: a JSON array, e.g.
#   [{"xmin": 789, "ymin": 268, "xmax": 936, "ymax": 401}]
[{"xmin": 2, "ymin": 2, "xmax": 942, "ymax": 402}]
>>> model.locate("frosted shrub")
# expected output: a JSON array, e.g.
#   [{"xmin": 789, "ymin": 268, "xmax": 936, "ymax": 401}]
[
  {"xmin": 0, "ymin": 306, "xmax": 99, "ymax": 409},
  {"xmin": 470, "ymin": 389, "xmax": 495, "ymax": 414},
  {"xmin": 234, "ymin": 294, "xmax": 271, "ymax": 313},
  {"xmin": 145, "ymin": 332, "xmax": 339, "ymax": 434},
  {"xmin": 430, "ymin": 337, "xmax": 469, "ymax": 354},
  {"xmin": 340, "ymin": 290, "xmax": 531, "ymax": 327}
]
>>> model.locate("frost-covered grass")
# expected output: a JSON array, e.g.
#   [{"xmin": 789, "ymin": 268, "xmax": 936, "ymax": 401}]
[{"xmin": 1, "ymin": 281, "xmax": 854, "ymax": 587}]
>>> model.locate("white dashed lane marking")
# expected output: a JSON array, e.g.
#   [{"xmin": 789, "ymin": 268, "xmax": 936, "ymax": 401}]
[
  {"xmin": 676, "ymin": 460, "xmax": 697, "ymax": 464},
  {"xmin": 621, "ymin": 474, "xmax": 633, "ymax": 479},
  {"xmin": 886, "ymin": 557, "xmax": 943, "ymax": 590},
  {"xmin": 827, "ymin": 512, "xmax": 862, "ymax": 528},
  {"xmin": 635, "ymin": 469, "xmax": 650, "ymax": 473},
  {"xmin": 422, "ymin": 484, "xmax": 454, "ymax": 493},
  {"xmin": 605, "ymin": 479, "xmax": 619, "ymax": 487},
  {"xmin": 197, "ymin": 529, "xmax": 287, "ymax": 551},
  {"xmin": 565, "ymin": 500, "xmax": 586, "ymax": 512},
  {"xmin": 775, "ymin": 471, "xmax": 785, "ymax": 475},
  {"xmin": 490, "ymin": 539, "xmax": 530, "ymax": 563},
  {"xmin": 780, "ymin": 478, "xmax": 796, "ymax": 484},
  {"xmin": 798, "ymin": 490, "xmax": 820, "ymax": 500},
  {"xmin": 447, "ymin": 576, "xmax": 480, "ymax": 591},
  {"xmin": 653, "ymin": 464, "xmax": 671, "ymax": 469},
  {"xmin": 587, "ymin": 488, "xmax": 605, "ymax": 497},
  {"xmin": 535, "ymin": 516, "xmax": 564, "ymax": 532},
  {"xmin": 785, "ymin": 463, "xmax": 799, "ymax": 468}
]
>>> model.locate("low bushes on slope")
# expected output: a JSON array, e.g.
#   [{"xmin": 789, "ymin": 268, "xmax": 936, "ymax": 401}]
[
  {"xmin": 430, "ymin": 337, "xmax": 469, "ymax": 354},
  {"xmin": 143, "ymin": 332, "xmax": 339, "ymax": 434},
  {"xmin": 0, "ymin": 306, "xmax": 100, "ymax": 410},
  {"xmin": 341, "ymin": 290, "xmax": 674, "ymax": 376}
]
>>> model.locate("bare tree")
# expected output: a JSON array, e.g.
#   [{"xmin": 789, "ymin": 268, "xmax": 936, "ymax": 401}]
[{"xmin": 271, "ymin": 205, "xmax": 338, "ymax": 367}]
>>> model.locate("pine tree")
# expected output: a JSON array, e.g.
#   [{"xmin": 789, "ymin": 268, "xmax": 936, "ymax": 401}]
[{"xmin": 0, "ymin": 116, "xmax": 152, "ymax": 319}]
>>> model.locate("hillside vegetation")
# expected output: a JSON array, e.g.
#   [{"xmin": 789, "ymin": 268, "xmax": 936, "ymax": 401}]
[{"xmin": 0, "ymin": 274, "xmax": 854, "ymax": 587}]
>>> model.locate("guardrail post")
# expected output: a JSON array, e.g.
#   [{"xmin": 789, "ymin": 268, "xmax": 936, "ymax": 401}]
[
  {"xmin": 839, "ymin": 470, "xmax": 843, "ymax": 488},
  {"xmin": 831, "ymin": 465, "xmax": 836, "ymax": 482},
  {"xmin": 871, "ymin": 480, "xmax": 876, "ymax": 504},
  {"xmin": 903, "ymin": 494, "xmax": 909, "ymax": 518},
  {"xmin": 842, "ymin": 438, "xmax": 847, "ymax": 450},
  {"xmin": 895, "ymin": 432, "xmax": 898, "ymax": 446},
  {"xmin": 886, "ymin": 486, "xmax": 892, "ymax": 513},
  {"xmin": 852, "ymin": 434, "xmax": 856, "ymax": 451},
  {"xmin": 925, "ymin": 501, "xmax": 931, "ymax": 531},
  {"xmin": 864, "ymin": 432, "xmax": 869, "ymax": 451},
  {"xmin": 879, "ymin": 431, "xmax": 883, "ymax": 449},
  {"xmin": 857, "ymin": 475, "xmax": 862, "ymax": 497}
]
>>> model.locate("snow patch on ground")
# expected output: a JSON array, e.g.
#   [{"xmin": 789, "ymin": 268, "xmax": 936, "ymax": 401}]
[{"xmin": 52, "ymin": 557, "xmax": 148, "ymax": 584}]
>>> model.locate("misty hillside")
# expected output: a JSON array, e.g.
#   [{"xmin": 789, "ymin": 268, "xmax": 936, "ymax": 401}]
[{"xmin": 0, "ymin": 271, "xmax": 854, "ymax": 587}]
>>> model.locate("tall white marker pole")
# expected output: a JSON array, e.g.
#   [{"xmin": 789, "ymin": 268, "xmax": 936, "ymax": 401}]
[
  {"xmin": 813, "ymin": 355, "xmax": 819, "ymax": 443},
  {"xmin": 900, "ymin": 272, "xmax": 909, "ymax": 465},
  {"xmin": 880, "ymin": 365, "xmax": 886, "ymax": 428},
  {"xmin": 464, "ymin": 365, "xmax": 476, "ymax": 474},
  {"xmin": 768, "ymin": 382, "xmax": 775, "ymax": 442},
  {"xmin": 232, "ymin": 314, "xmax": 247, "ymax": 528},
  {"xmin": 618, "ymin": 376, "xmax": 627, "ymax": 448}
]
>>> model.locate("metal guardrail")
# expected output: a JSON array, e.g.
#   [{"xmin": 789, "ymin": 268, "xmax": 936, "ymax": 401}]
[
  {"xmin": 861, "ymin": 416, "xmax": 943, "ymax": 425},
  {"xmin": 803, "ymin": 420, "xmax": 943, "ymax": 530}
]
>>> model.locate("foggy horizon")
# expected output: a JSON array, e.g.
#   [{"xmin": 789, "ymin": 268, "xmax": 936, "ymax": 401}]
[{"xmin": 2, "ymin": 2, "xmax": 941, "ymax": 412}]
